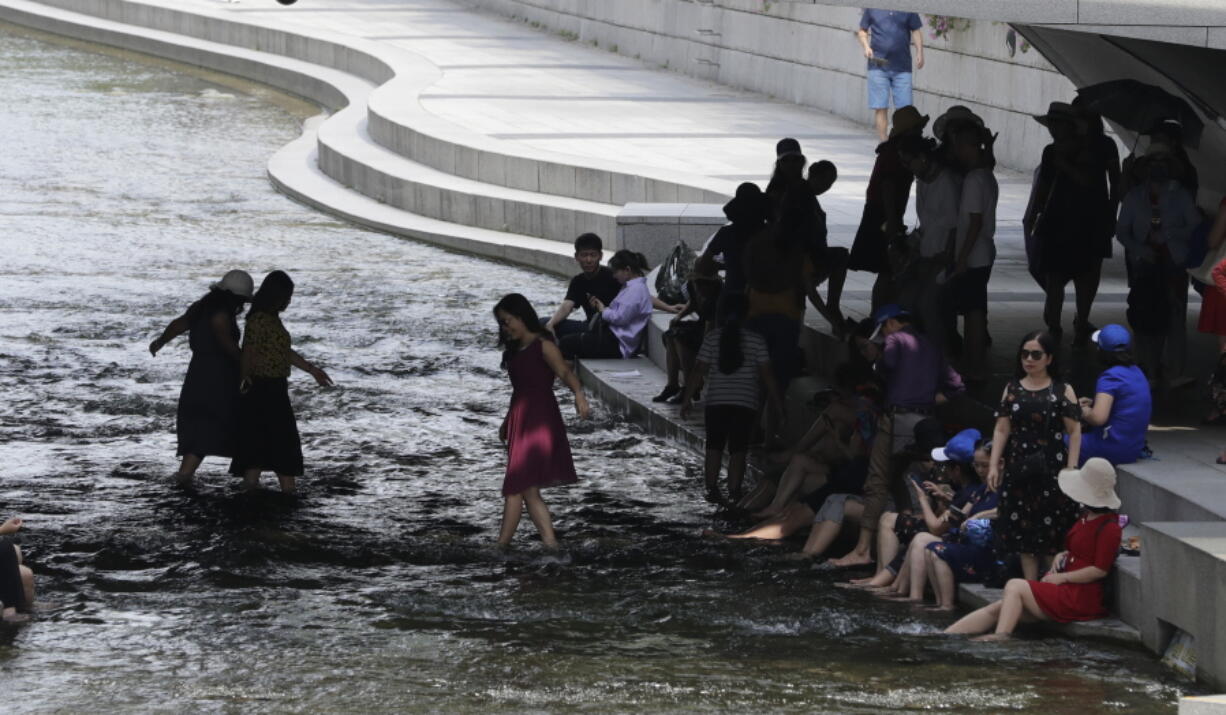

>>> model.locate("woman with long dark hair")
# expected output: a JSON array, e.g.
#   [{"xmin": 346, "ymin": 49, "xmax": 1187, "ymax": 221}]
[
  {"xmin": 988, "ymin": 330, "xmax": 1081, "ymax": 581},
  {"xmin": 680, "ymin": 293, "xmax": 783, "ymax": 505},
  {"xmin": 494, "ymin": 293, "xmax": 590, "ymax": 548},
  {"xmin": 150, "ymin": 269, "xmax": 253, "ymax": 487},
  {"xmin": 229, "ymin": 270, "xmax": 333, "ymax": 493}
]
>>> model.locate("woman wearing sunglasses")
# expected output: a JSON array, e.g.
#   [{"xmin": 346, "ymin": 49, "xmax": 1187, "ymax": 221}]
[{"xmin": 987, "ymin": 330, "xmax": 1082, "ymax": 581}]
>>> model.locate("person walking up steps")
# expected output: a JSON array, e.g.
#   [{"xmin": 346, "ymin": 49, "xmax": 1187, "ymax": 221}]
[
  {"xmin": 229, "ymin": 271, "xmax": 333, "ymax": 494},
  {"xmin": 495, "ymin": 294, "xmax": 591, "ymax": 548},
  {"xmin": 149, "ymin": 269, "xmax": 253, "ymax": 487}
]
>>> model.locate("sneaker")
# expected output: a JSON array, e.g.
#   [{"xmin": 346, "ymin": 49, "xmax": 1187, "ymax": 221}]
[{"xmin": 652, "ymin": 384, "xmax": 681, "ymax": 403}]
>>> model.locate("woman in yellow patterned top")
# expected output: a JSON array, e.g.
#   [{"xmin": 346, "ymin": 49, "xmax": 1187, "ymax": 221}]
[{"xmin": 229, "ymin": 270, "xmax": 333, "ymax": 493}]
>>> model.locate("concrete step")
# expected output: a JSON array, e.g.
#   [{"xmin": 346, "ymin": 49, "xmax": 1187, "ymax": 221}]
[
  {"xmin": 316, "ymin": 108, "xmax": 621, "ymax": 245},
  {"xmin": 269, "ymin": 115, "xmax": 576, "ymax": 277}
]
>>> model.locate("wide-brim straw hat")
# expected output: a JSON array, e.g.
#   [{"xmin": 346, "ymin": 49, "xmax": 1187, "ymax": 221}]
[
  {"xmin": 212, "ymin": 269, "xmax": 255, "ymax": 300},
  {"xmin": 1058, "ymin": 458, "xmax": 1122, "ymax": 509},
  {"xmin": 888, "ymin": 105, "xmax": 929, "ymax": 139}
]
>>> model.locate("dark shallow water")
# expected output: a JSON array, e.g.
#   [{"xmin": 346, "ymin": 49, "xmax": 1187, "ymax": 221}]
[{"xmin": 0, "ymin": 23, "xmax": 1193, "ymax": 712}]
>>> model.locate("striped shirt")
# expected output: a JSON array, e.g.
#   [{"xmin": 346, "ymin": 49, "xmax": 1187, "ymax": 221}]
[{"xmin": 697, "ymin": 327, "xmax": 770, "ymax": 410}]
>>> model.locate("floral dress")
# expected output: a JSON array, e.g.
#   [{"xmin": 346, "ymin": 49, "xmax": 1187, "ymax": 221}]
[{"xmin": 994, "ymin": 380, "xmax": 1081, "ymax": 555}]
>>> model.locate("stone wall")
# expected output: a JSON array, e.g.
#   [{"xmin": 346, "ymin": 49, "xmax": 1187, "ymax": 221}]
[{"xmin": 458, "ymin": 0, "xmax": 1078, "ymax": 172}]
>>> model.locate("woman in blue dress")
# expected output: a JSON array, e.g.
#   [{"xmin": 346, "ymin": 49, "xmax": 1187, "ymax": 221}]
[{"xmin": 1076, "ymin": 325, "xmax": 1151, "ymax": 466}]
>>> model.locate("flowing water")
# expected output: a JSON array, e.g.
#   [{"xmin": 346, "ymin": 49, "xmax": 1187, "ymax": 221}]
[{"xmin": 0, "ymin": 23, "xmax": 1194, "ymax": 712}]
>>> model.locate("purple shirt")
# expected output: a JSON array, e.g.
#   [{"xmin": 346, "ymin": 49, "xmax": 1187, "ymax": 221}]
[
  {"xmin": 602, "ymin": 277, "xmax": 653, "ymax": 358},
  {"xmin": 879, "ymin": 327, "xmax": 964, "ymax": 408}
]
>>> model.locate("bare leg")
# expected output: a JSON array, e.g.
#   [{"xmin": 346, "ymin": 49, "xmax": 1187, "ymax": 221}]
[
  {"xmin": 903, "ymin": 533, "xmax": 940, "ymax": 600},
  {"xmin": 676, "ymin": 342, "xmax": 696, "ymax": 388},
  {"xmin": 726, "ymin": 504, "xmax": 814, "ymax": 541},
  {"xmin": 276, "ymin": 474, "xmax": 297, "ymax": 494},
  {"xmin": 927, "ymin": 549, "xmax": 957, "ymax": 610},
  {"xmin": 946, "ymin": 600, "xmax": 1003, "ymax": 635},
  {"xmin": 754, "ymin": 454, "xmax": 822, "ymax": 518},
  {"xmin": 874, "ymin": 512, "xmax": 899, "ymax": 575},
  {"xmin": 176, "ymin": 454, "xmax": 203, "ymax": 485},
  {"xmin": 664, "ymin": 335, "xmax": 681, "ymax": 387},
  {"xmin": 736, "ymin": 478, "xmax": 776, "ymax": 511},
  {"xmin": 241, "ymin": 468, "xmax": 261, "ymax": 491},
  {"xmin": 801, "ymin": 500, "xmax": 862, "ymax": 557},
  {"xmin": 19, "ymin": 565, "xmax": 34, "ymax": 608},
  {"xmin": 498, "ymin": 494, "xmax": 524, "ymax": 546},
  {"xmin": 1020, "ymin": 553, "xmax": 1040, "ymax": 582},
  {"xmin": 830, "ymin": 528, "xmax": 874, "ymax": 567},
  {"xmin": 826, "ymin": 251, "xmax": 849, "ymax": 323},
  {"xmin": 988, "ymin": 578, "xmax": 1047, "ymax": 637},
  {"xmin": 874, "ymin": 108, "xmax": 888, "ymax": 142},
  {"xmin": 522, "ymin": 487, "xmax": 559, "ymax": 548}
]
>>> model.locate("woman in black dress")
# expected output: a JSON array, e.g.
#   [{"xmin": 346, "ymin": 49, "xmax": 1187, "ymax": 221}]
[
  {"xmin": 230, "ymin": 271, "xmax": 333, "ymax": 494},
  {"xmin": 150, "ymin": 270, "xmax": 253, "ymax": 487},
  {"xmin": 988, "ymin": 330, "xmax": 1082, "ymax": 581}
]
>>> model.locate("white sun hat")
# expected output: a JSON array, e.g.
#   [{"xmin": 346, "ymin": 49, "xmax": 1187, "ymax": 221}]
[
  {"xmin": 211, "ymin": 269, "xmax": 254, "ymax": 300},
  {"xmin": 1057, "ymin": 458, "xmax": 1122, "ymax": 510}
]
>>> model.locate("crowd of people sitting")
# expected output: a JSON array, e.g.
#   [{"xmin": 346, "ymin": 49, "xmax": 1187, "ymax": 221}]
[{"xmin": 504, "ymin": 96, "xmax": 1213, "ymax": 637}]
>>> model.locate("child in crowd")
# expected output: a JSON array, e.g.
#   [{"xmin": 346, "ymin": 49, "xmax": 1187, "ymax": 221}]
[
  {"xmin": 682, "ymin": 294, "xmax": 783, "ymax": 505},
  {"xmin": 560, "ymin": 250, "xmax": 654, "ymax": 360},
  {"xmin": 946, "ymin": 458, "xmax": 1122, "ymax": 640},
  {"xmin": 544, "ymin": 233, "xmax": 622, "ymax": 339},
  {"xmin": 494, "ymin": 294, "xmax": 590, "ymax": 548}
]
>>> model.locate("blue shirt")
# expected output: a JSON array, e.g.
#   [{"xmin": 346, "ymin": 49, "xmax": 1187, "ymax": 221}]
[
  {"xmin": 1089, "ymin": 365, "xmax": 1152, "ymax": 459},
  {"xmin": 860, "ymin": 9, "xmax": 923, "ymax": 74}
]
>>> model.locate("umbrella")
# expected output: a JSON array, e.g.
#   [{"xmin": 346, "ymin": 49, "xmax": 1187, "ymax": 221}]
[{"xmin": 1076, "ymin": 79, "xmax": 1204, "ymax": 148}]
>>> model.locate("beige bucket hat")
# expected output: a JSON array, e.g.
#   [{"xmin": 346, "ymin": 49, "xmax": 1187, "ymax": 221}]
[{"xmin": 1058, "ymin": 458, "xmax": 1122, "ymax": 509}]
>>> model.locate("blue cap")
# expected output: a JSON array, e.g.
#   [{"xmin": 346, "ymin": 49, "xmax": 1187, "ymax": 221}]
[
  {"xmin": 872, "ymin": 303, "xmax": 908, "ymax": 325},
  {"xmin": 1092, "ymin": 324, "xmax": 1131, "ymax": 352},
  {"xmin": 932, "ymin": 428, "xmax": 981, "ymax": 463}
]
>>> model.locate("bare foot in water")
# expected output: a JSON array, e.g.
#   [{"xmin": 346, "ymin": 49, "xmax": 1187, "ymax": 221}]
[
  {"xmin": 923, "ymin": 605, "xmax": 957, "ymax": 612},
  {"xmin": 2, "ymin": 609, "xmax": 30, "ymax": 624},
  {"xmin": 972, "ymin": 633, "xmax": 1011, "ymax": 642},
  {"xmin": 829, "ymin": 552, "xmax": 874, "ymax": 568}
]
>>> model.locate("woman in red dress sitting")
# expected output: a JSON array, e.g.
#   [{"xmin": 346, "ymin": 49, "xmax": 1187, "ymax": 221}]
[{"xmin": 944, "ymin": 457, "xmax": 1122, "ymax": 640}]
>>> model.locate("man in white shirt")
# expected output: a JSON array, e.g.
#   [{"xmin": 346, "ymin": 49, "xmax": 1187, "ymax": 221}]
[{"xmin": 947, "ymin": 126, "xmax": 998, "ymax": 382}]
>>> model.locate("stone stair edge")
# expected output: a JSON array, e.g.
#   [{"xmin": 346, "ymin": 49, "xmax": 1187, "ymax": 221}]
[{"xmin": 269, "ymin": 119, "xmax": 577, "ymax": 278}]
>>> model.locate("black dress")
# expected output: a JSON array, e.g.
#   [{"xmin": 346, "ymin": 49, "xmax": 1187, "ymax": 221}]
[
  {"xmin": 176, "ymin": 307, "xmax": 241, "ymax": 459},
  {"xmin": 994, "ymin": 380, "xmax": 1081, "ymax": 555},
  {"xmin": 1034, "ymin": 144, "xmax": 1111, "ymax": 280}
]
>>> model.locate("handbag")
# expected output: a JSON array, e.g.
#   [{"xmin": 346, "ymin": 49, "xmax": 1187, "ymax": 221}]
[{"xmin": 655, "ymin": 241, "xmax": 697, "ymax": 305}]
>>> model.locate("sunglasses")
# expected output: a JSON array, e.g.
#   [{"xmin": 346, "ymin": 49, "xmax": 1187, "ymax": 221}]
[{"xmin": 1019, "ymin": 349, "xmax": 1047, "ymax": 361}]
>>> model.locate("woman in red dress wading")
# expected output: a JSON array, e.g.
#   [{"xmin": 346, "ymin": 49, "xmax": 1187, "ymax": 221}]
[
  {"xmin": 494, "ymin": 294, "xmax": 591, "ymax": 548},
  {"xmin": 945, "ymin": 457, "xmax": 1123, "ymax": 640}
]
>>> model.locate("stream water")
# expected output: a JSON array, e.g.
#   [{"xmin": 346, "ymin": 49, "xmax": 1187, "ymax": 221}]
[{"xmin": 0, "ymin": 22, "xmax": 1193, "ymax": 712}]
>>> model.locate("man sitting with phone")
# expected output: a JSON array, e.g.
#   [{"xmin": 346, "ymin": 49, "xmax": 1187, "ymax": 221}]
[{"xmin": 543, "ymin": 233, "xmax": 622, "ymax": 338}]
